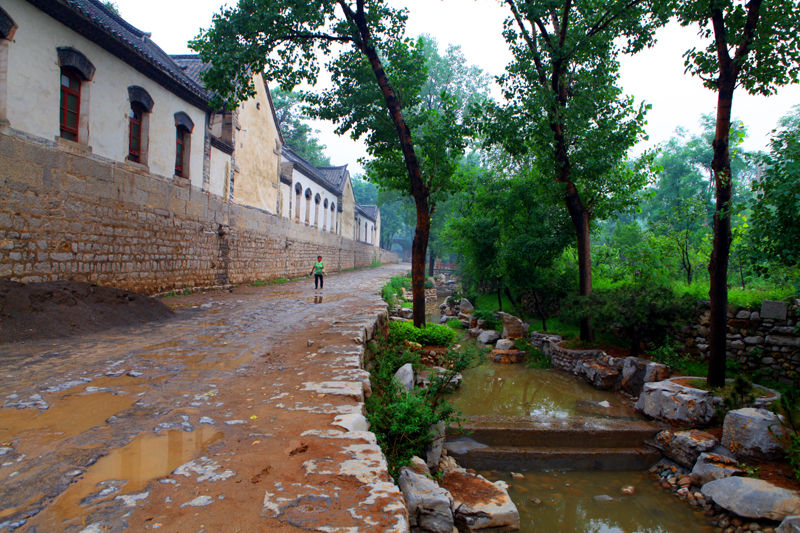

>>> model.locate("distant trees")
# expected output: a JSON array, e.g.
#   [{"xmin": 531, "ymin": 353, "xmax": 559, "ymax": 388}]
[{"xmin": 270, "ymin": 88, "xmax": 331, "ymax": 166}]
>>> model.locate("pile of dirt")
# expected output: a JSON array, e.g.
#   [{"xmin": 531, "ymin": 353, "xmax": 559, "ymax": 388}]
[{"xmin": 0, "ymin": 280, "xmax": 173, "ymax": 344}]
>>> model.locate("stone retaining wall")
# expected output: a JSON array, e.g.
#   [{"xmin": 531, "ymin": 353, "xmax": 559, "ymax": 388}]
[
  {"xmin": 679, "ymin": 301, "xmax": 799, "ymax": 383},
  {"xmin": 0, "ymin": 130, "xmax": 397, "ymax": 294},
  {"xmin": 530, "ymin": 332, "xmax": 605, "ymax": 373}
]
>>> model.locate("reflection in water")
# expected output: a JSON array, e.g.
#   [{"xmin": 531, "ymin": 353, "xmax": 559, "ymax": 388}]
[
  {"xmin": 452, "ymin": 363, "xmax": 634, "ymax": 419},
  {"xmin": 487, "ymin": 470, "xmax": 713, "ymax": 533},
  {"xmin": 313, "ymin": 295, "xmax": 324, "ymax": 304},
  {"xmin": 49, "ymin": 427, "xmax": 223, "ymax": 520}
]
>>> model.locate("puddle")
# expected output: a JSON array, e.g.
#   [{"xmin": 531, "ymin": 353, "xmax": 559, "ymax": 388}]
[
  {"xmin": 0, "ymin": 389, "xmax": 138, "ymax": 443},
  {"xmin": 452, "ymin": 362, "xmax": 635, "ymax": 419},
  {"xmin": 47, "ymin": 427, "xmax": 223, "ymax": 521},
  {"xmin": 485, "ymin": 470, "xmax": 713, "ymax": 533}
]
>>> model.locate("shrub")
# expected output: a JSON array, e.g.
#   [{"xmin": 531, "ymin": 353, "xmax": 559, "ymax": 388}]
[
  {"xmin": 424, "ymin": 278, "xmax": 435, "ymax": 289},
  {"xmin": 473, "ymin": 309, "xmax": 501, "ymax": 331},
  {"xmin": 649, "ymin": 343, "xmax": 708, "ymax": 376},
  {"xmin": 514, "ymin": 338, "xmax": 550, "ymax": 369},
  {"xmin": 445, "ymin": 318, "xmax": 463, "ymax": 330},
  {"xmin": 587, "ymin": 282, "xmax": 695, "ymax": 356},
  {"xmin": 771, "ymin": 386, "xmax": 800, "ymax": 483},
  {"xmin": 388, "ymin": 321, "xmax": 456, "ymax": 347}
]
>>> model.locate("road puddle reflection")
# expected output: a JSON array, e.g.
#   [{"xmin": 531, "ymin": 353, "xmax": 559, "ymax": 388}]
[
  {"xmin": 48, "ymin": 427, "xmax": 223, "ymax": 521},
  {"xmin": 0, "ymin": 390, "xmax": 138, "ymax": 443}
]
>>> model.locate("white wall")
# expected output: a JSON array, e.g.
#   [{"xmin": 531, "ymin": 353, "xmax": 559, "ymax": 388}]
[
  {"xmin": 208, "ymin": 146, "xmax": 230, "ymax": 198},
  {"xmin": 291, "ymin": 168, "xmax": 338, "ymax": 231},
  {"xmin": 4, "ymin": 0, "xmax": 206, "ymax": 183}
]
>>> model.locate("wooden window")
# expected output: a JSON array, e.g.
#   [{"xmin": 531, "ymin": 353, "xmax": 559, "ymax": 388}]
[
  {"xmin": 128, "ymin": 103, "xmax": 144, "ymax": 162},
  {"xmin": 59, "ymin": 69, "xmax": 81, "ymax": 141},
  {"xmin": 175, "ymin": 126, "xmax": 187, "ymax": 176}
]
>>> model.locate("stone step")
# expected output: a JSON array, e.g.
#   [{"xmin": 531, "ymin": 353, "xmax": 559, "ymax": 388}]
[
  {"xmin": 449, "ymin": 445, "xmax": 661, "ymax": 472},
  {"xmin": 451, "ymin": 416, "xmax": 659, "ymax": 449}
]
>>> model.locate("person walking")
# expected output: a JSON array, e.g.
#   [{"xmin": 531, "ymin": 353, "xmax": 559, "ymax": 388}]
[{"xmin": 310, "ymin": 255, "xmax": 325, "ymax": 290}]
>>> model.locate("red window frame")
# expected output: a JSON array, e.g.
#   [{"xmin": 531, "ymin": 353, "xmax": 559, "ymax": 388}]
[
  {"xmin": 128, "ymin": 103, "xmax": 143, "ymax": 162},
  {"xmin": 175, "ymin": 127, "xmax": 186, "ymax": 176},
  {"xmin": 59, "ymin": 69, "xmax": 81, "ymax": 141}
]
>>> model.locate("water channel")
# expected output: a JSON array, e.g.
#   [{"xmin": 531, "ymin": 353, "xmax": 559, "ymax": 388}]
[{"xmin": 438, "ymin": 297, "xmax": 710, "ymax": 532}]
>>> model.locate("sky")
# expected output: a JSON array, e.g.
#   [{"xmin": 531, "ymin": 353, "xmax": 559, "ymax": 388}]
[{"xmin": 114, "ymin": 0, "xmax": 800, "ymax": 174}]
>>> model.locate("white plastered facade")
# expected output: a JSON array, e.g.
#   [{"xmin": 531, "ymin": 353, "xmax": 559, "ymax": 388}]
[{"xmin": 3, "ymin": 0, "xmax": 206, "ymax": 184}]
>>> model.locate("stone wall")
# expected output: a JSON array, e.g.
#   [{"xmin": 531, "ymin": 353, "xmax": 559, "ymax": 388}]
[
  {"xmin": 679, "ymin": 300, "xmax": 800, "ymax": 383},
  {"xmin": 0, "ymin": 129, "xmax": 397, "ymax": 294}
]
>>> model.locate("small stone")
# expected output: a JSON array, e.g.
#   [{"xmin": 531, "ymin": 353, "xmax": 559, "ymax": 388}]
[
  {"xmin": 620, "ymin": 485, "xmax": 635, "ymax": 496},
  {"xmin": 529, "ymin": 498, "xmax": 542, "ymax": 505},
  {"xmin": 307, "ymin": 340, "xmax": 314, "ymax": 346},
  {"xmin": 511, "ymin": 472, "xmax": 524, "ymax": 480}
]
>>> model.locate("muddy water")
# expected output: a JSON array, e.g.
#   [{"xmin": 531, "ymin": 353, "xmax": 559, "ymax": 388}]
[
  {"xmin": 483, "ymin": 470, "xmax": 713, "ymax": 533},
  {"xmin": 452, "ymin": 363, "xmax": 638, "ymax": 420}
]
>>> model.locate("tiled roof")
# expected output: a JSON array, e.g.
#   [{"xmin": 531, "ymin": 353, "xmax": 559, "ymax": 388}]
[
  {"xmin": 357, "ymin": 205, "xmax": 378, "ymax": 221},
  {"xmin": 26, "ymin": 0, "xmax": 211, "ymax": 107},
  {"xmin": 171, "ymin": 55, "xmax": 212, "ymax": 88},
  {"xmin": 316, "ymin": 166, "xmax": 351, "ymax": 194},
  {"xmin": 282, "ymin": 146, "xmax": 345, "ymax": 197}
]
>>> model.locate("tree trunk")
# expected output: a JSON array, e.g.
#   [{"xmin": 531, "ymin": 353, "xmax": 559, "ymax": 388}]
[
  {"xmin": 428, "ymin": 248, "xmax": 436, "ymax": 277},
  {"xmin": 532, "ymin": 291, "xmax": 547, "ymax": 332},
  {"xmin": 344, "ymin": 7, "xmax": 430, "ymax": 327},
  {"xmin": 497, "ymin": 279, "xmax": 503, "ymax": 312},
  {"xmin": 707, "ymin": 74, "xmax": 735, "ymax": 388},
  {"xmin": 411, "ymin": 198, "xmax": 430, "ymax": 327},
  {"xmin": 564, "ymin": 186, "xmax": 594, "ymax": 341}
]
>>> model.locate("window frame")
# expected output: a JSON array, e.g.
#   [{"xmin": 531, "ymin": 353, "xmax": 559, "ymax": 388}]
[
  {"xmin": 59, "ymin": 68, "xmax": 81, "ymax": 142},
  {"xmin": 175, "ymin": 126, "xmax": 187, "ymax": 177},
  {"xmin": 128, "ymin": 102, "xmax": 144, "ymax": 162}
]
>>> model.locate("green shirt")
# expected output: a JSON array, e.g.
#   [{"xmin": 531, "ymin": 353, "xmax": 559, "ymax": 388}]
[{"xmin": 313, "ymin": 261, "xmax": 324, "ymax": 275}]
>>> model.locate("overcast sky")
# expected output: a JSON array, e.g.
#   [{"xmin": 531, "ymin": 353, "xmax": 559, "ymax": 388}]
[{"xmin": 115, "ymin": 0, "xmax": 800, "ymax": 174}]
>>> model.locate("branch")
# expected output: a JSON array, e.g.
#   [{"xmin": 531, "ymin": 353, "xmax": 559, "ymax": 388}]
[
  {"xmin": 559, "ymin": 0, "xmax": 572, "ymax": 47},
  {"xmin": 710, "ymin": 8, "xmax": 732, "ymax": 70},
  {"xmin": 503, "ymin": 0, "xmax": 547, "ymax": 84},
  {"xmin": 733, "ymin": 0, "xmax": 763, "ymax": 65},
  {"xmin": 533, "ymin": 17, "xmax": 555, "ymax": 50},
  {"xmin": 585, "ymin": 0, "xmax": 643, "ymax": 40},
  {"xmin": 277, "ymin": 31, "xmax": 352, "ymax": 43}
]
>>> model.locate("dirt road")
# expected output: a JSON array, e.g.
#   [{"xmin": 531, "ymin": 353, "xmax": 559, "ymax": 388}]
[{"xmin": 0, "ymin": 263, "xmax": 410, "ymax": 532}]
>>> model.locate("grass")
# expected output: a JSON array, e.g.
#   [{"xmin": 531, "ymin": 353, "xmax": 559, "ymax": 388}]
[
  {"xmin": 473, "ymin": 293, "xmax": 518, "ymax": 316},
  {"xmin": 400, "ymin": 302, "xmax": 413, "ymax": 308},
  {"xmin": 673, "ymin": 281, "xmax": 796, "ymax": 309},
  {"xmin": 446, "ymin": 318, "xmax": 463, "ymax": 330},
  {"xmin": 160, "ymin": 287, "xmax": 200, "ymax": 298},
  {"xmin": 528, "ymin": 317, "xmax": 580, "ymax": 337},
  {"xmin": 250, "ymin": 277, "xmax": 289, "ymax": 287}
]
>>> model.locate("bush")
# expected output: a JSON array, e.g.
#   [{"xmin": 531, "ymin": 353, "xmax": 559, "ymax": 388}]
[
  {"xmin": 424, "ymin": 278, "xmax": 435, "ymax": 289},
  {"xmin": 585, "ymin": 282, "xmax": 695, "ymax": 356},
  {"xmin": 515, "ymin": 338, "xmax": 550, "ymax": 369},
  {"xmin": 473, "ymin": 309, "xmax": 501, "ymax": 331},
  {"xmin": 388, "ymin": 321, "xmax": 456, "ymax": 347},
  {"xmin": 445, "ymin": 318, "xmax": 463, "ymax": 330},
  {"xmin": 649, "ymin": 343, "xmax": 708, "ymax": 376}
]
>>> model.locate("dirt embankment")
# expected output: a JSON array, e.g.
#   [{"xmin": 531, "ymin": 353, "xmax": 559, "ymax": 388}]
[{"xmin": 0, "ymin": 280, "xmax": 173, "ymax": 344}]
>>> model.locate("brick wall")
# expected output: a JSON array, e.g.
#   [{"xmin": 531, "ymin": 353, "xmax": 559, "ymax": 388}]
[{"xmin": 0, "ymin": 130, "xmax": 398, "ymax": 294}]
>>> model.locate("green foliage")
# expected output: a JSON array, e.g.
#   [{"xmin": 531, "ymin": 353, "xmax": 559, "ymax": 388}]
[
  {"xmin": 770, "ymin": 386, "xmax": 800, "ymax": 483},
  {"xmin": 751, "ymin": 106, "xmax": 800, "ymax": 269},
  {"xmin": 649, "ymin": 343, "xmax": 709, "ymax": 376},
  {"xmin": 514, "ymin": 338, "xmax": 551, "ymax": 369},
  {"xmin": 445, "ymin": 318, "xmax": 463, "ymax": 330},
  {"xmin": 388, "ymin": 321, "xmax": 456, "ymax": 347},
  {"xmin": 424, "ymin": 279, "xmax": 435, "ymax": 289},
  {"xmin": 381, "ymin": 274, "xmax": 411, "ymax": 306},
  {"xmin": 250, "ymin": 277, "xmax": 289, "ymax": 287},
  {"xmin": 723, "ymin": 375, "xmax": 756, "ymax": 411},
  {"xmin": 579, "ymin": 282, "xmax": 695, "ymax": 356},
  {"xmin": 473, "ymin": 309, "xmax": 501, "ymax": 331},
  {"xmin": 270, "ymin": 88, "xmax": 331, "ymax": 166}
]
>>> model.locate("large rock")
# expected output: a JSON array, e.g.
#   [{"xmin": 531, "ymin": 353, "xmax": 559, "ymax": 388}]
[
  {"xmin": 691, "ymin": 452, "xmax": 744, "ymax": 485},
  {"xmin": 575, "ymin": 359, "xmax": 620, "ymax": 390},
  {"xmin": 635, "ymin": 380, "xmax": 715, "ymax": 426},
  {"xmin": 778, "ymin": 516, "xmax": 800, "ymax": 533},
  {"xmin": 478, "ymin": 330, "xmax": 501, "ymax": 345},
  {"xmin": 440, "ymin": 468, "xmax": 520, "ymax": 532},
  {"xmin": 722, "ymin": 408, "xmax": 786, "ymax": 460},
  {"xmin": 655, "ymin": 429, "xmax": 718, "ymax": 469},
  {"xmin": 425, "ymin": 421, "xmax": 446, "ymax": 469},
  {"xmin": 495, "ymin": 338, "xmax": 515, "ymax": 351},
  {"xmin": 394, "ymin": 363, "xmax": 415, "ymax": 392},
  {"xmin": 497, "ymin": 312, "xmax": 528, "ymax": 339},
  {"xmin": 398, "ymin": 459, "xmax": 454, "ymax": 533},
  {"xmin": 460, "ymin": 298, "xmax": 474, "ymax": 314},
  {"xmin": 621, "ymin": 357, "xmax": 671, "ymax": 396},
  {"xmin": 702, "ymin": 477, "xmax": 800, "ymax": 521}
]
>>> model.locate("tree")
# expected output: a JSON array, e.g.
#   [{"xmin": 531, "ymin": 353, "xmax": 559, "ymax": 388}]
[
  {"xmin": 191, "ymin": 1, "xmax": 441, "ymax": 327},
  {"xmin": 488, "ymin": 0, "xmax": 665, "ymax": 341},
  {"xmin": 270, "ymin": 88, "xmax": 331, "ymax": 166},
  {"xmin": 672, "ymin": 0, "xmax": 800, "ymax": 387},
  {"xmin": 751, "ymin": 106, "xmax": 800, "ymax": 269}
]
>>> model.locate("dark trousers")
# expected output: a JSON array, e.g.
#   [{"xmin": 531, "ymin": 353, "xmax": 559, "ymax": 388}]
[{"xmin": 314, "ymin": 274, "xmax": 324, "ymax": 289}]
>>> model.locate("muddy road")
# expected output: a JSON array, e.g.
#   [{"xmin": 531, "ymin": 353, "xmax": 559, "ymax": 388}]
[{"xmin": 0, "ymin": 263, "xmax": 409, "ymax": 532}]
